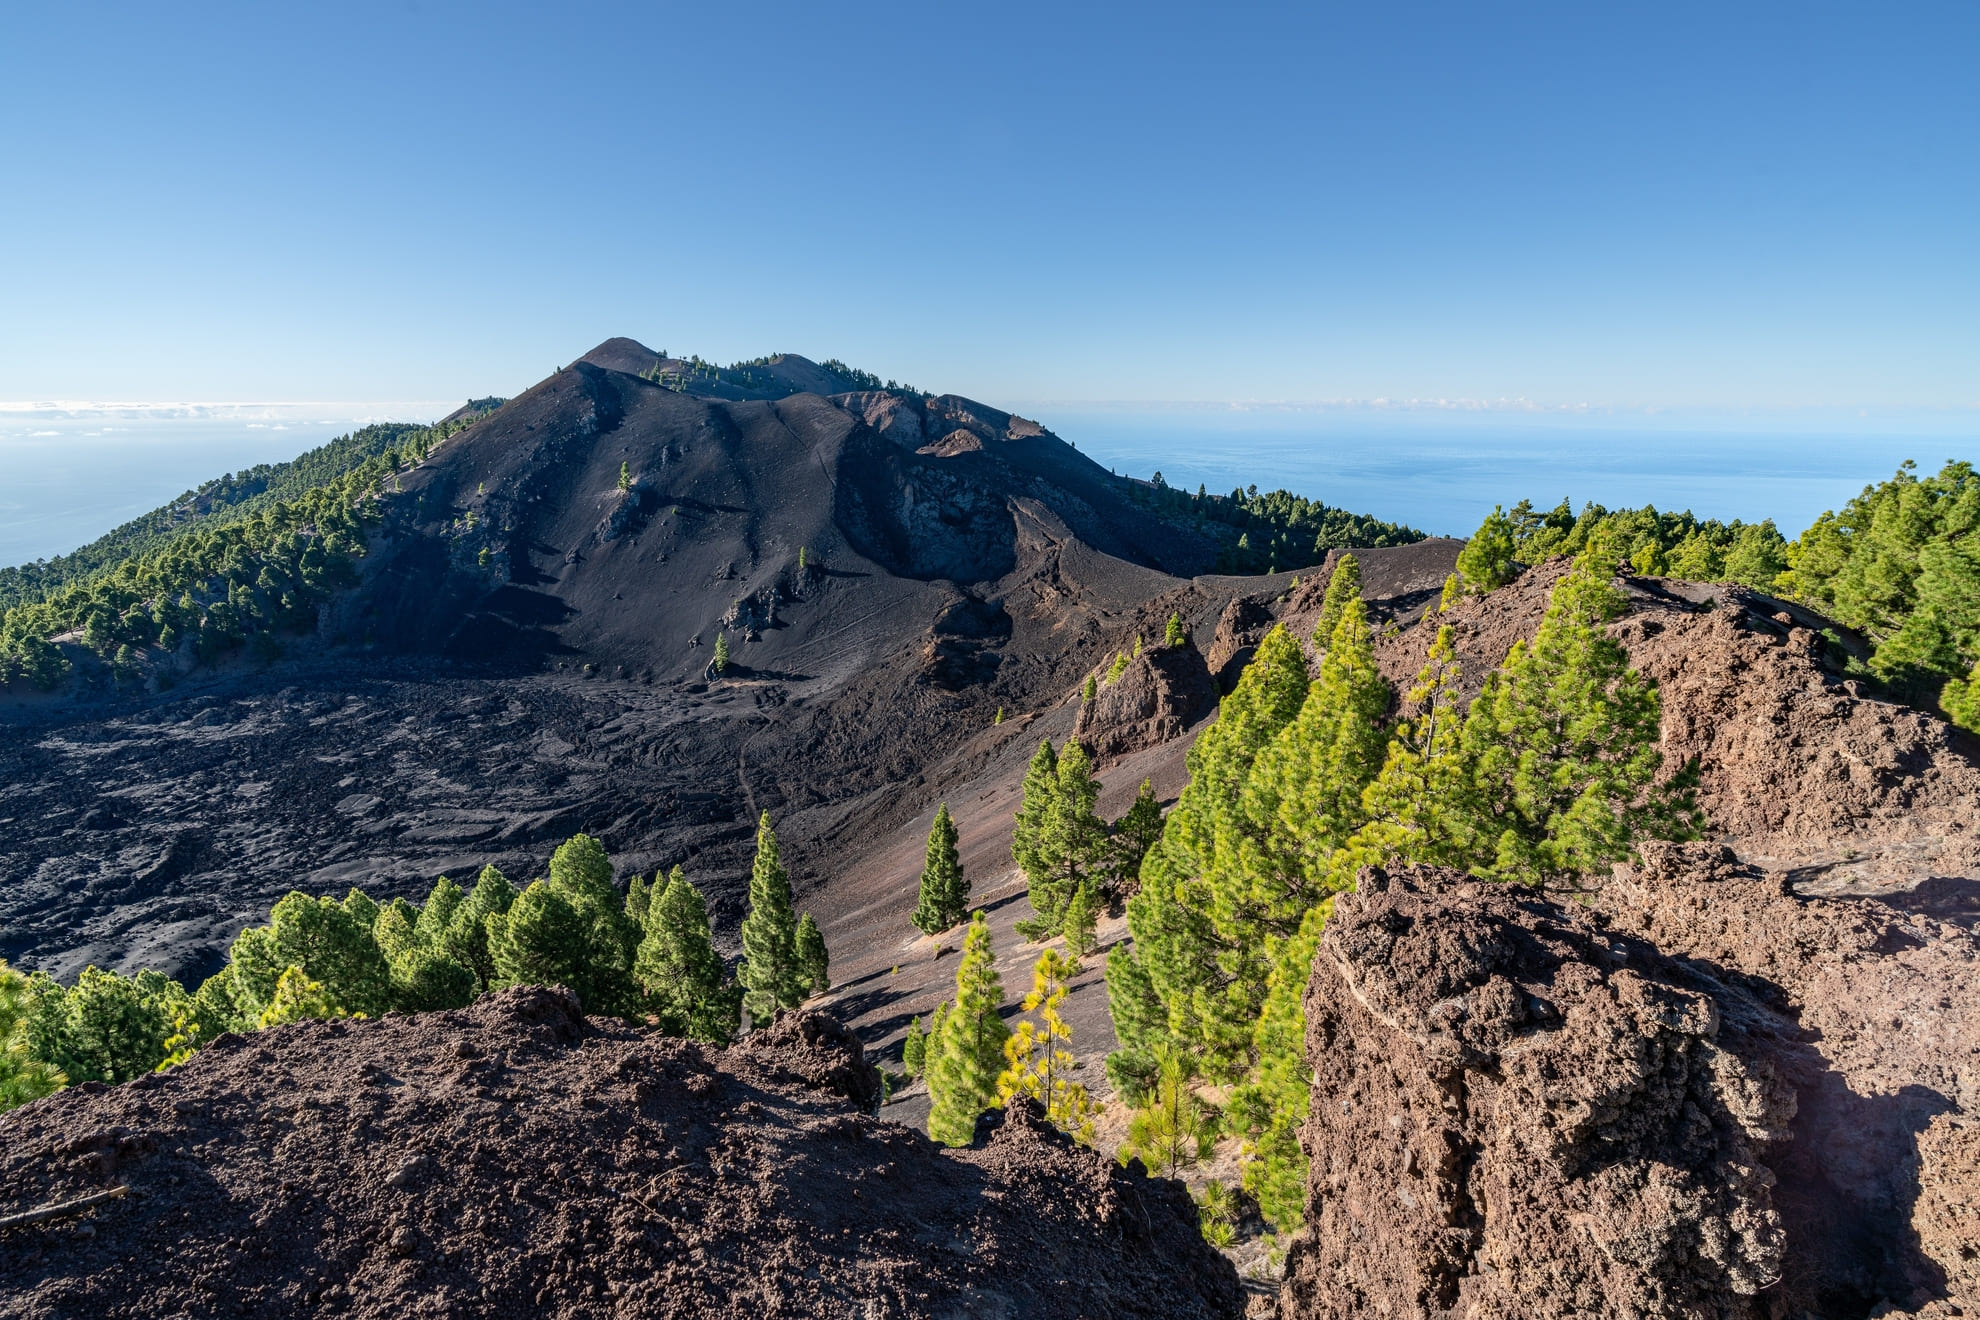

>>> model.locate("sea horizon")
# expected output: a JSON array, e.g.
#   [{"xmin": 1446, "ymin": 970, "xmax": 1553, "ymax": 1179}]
[{"xmin": 3, "ymin": 400, "xmax": 1975, "ymax": 567}]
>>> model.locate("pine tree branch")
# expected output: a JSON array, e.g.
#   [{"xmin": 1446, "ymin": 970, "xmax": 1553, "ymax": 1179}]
[{"xmin": 0, "ymin": 1186, "xmax": 128, "ymax": 1231}]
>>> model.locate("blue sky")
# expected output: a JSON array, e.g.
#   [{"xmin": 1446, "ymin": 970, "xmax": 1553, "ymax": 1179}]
[{"xmin": 1, "ymin": 1, "xmax": 1974, "ymax": 413}]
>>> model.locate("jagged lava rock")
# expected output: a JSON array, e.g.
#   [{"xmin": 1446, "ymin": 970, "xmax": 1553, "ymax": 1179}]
[
  {"xmin": 1072, "ymin": 645, "xmax": 1216, "ymax": 760},
  {"xmin": 1280, "ymin": 864, "xmax": 1793, "ymax": 1320},
  {"xmin": 0, "ymin": 988, "xmax": 1242, "ymax": 1320},
  {"xmin": 1276, "ymin": 854, "xmax": 1980, "ymax": 1320},
  {"xmin": 1607, "ymin": 842, "xmax": 1980, "ymax": 1316},
  {"xmin": 1206, "ymin": 595, "xmax": 1275, "ymax": 688}
]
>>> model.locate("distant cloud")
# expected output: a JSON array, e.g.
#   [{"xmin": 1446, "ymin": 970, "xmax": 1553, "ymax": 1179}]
[{"xmin": 0, "ymin": 400, "xmax": 457, "ymax": 423}]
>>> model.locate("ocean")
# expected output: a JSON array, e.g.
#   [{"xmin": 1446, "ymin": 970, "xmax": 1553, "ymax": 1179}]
[
  {"xmin": 0, "ymin": 407, "xmax": 453, "ymax": 568},
  {"xmin": 1028, "ymin": 406, "xmax": 1980, "ymax": 540}
]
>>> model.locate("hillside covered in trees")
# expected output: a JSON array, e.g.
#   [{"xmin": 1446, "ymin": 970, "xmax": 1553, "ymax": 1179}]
[
  {"xmin": 1456, "ymin": 463, "xmax": 1980, "ymax": 732},
  {"xmin": 0, "ymin": 403, "xmax": 502, "ymax": 615}
]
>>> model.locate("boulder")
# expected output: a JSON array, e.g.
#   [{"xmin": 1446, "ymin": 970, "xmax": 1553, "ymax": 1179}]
[{"xmin": 1277, "ymin": 854, "xmax": 1980, "ymax": 1319}]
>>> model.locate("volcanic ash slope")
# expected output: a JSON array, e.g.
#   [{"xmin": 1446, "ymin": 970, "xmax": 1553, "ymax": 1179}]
[{"xmin": 0, "ymin": 989, "xmax": 1243, "ymax": 1320}]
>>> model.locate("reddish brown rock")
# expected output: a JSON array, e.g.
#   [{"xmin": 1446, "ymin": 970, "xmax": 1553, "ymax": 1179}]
[
  {"xmin": 1281, "ymin": 864, "xmax": 1793, "ymax": 1320},
  {"xmin": 0, "ymin": 989, "xmax": 1242, "ymax": 1320},
  {"xmin": 1276, "ymin": 854, "xmax": 1980, "ymax": 1320},
  {"xmin": 1072, "ymin": 645, "xmax": 1216, "ymax": 760},
  {"xmin": 1608, "ymin": 842, "xmax": 1980, "ymax": 1316}
]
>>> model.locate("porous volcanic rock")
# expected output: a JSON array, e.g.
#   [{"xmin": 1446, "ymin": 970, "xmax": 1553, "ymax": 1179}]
[
  {"xmin": 1274, "ymin": 855, "xmax": 1980, "ymax": 1320},
  {"xmin": 1280, "ymin": 864, "xmax": 1793, "ymax": 1320},
  {"xmin": 1071, "ymin": 645, "xmax": 1216, "ymax": 761},
  {"xmin": 0, "ymin": 988, "xmax": 1242, "ymax": 1320},
  {"xmin": 1609, "ymin": 602, "xmax": 1980, "ymax": 890},
  {"xmin": 1607, "ymin": 842, "xmax": 1980, "ymax": 1316}
]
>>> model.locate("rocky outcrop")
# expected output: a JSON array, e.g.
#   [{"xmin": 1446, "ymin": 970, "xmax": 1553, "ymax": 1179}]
[
  {"xmin": 1072, "ymin": 646, "xmax": 1216, "ymax": 760},
  {"xmin": 1610, "ymin": 602, "xmax": 1980, "ymax": 890},
  {"xmin": 1276, "ymin": 856, "xmax": 1980, "ymax": 1320},
  {"xmin": 1607, "ymin": 842, "xmax": 1980, "ymax": 1316},
  {"xmin": 1281, "ymin": 864, "xmax": 1793, "ymax": 1320},
  {"xmin": 1206, "ymin": 596, "xmax": 1274, "ymax": 688},
  {"xmin": 0, "ymin": 989, "xmax": 1243, "ymax": 1320},
  {"xmin": 1377, "ymin": 562, "xmax": 1980, "ymax": 891}
]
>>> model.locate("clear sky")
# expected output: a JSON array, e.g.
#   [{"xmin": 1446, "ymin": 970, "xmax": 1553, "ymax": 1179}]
[{"xmin": 1, "ymin": 1, "xmax": 1974, "ymax": 413}]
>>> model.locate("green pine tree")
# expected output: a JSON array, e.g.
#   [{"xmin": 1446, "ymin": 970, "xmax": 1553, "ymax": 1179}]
[
  {"xmin": 388, "ymin": 946, "xmax": 477, "ymax": 1013},
  {"xmin": 0, "ymin": 960, "xmax": 65, "ymax": 1111},
  {"xmin": 1123, "ymin": 624, "xmax": 1310, "ymax": 1075},
  {"xmin": 22, "ymin": 967, "xmax": 182, "ymax": 1085},
  {"xmin": 1457, "ymin": 504, "xmax": 1519, "ymax": 592},
  {"xmin": 1244, "ymin": 594, "xmax": 1390, "ymax": 907},
  {"xmin": 1330, "ymin": 623, "xmax": 1477, "ymax": 881},
  {"xmin": 257, "ymin": 891, "xmax": 394, "ymax": 1019},
  {"xmin": 1018, "ymin": 739, "xmax": 1103, "ymax": 940},
  {"xmin": 1311, "ymin": 553, "xmax": 1361, "ymax": 647},
  {"xmin": 443, "ymin": 864, "xmax": 517, "ymax": 991},
  {"xmin": 1165, "ymin": 612, "xmax": 1187, "ymax": 649},
  {"xmin": 1462, "ymin": 551, "xmax": 1701, "ymax": 885},
  {"xmin": 926, "ymin": 1000, "xmax": 951, "ymax": 1068},
  {"xmin": 794, "ymin": 913, "xmax": 830, "ymax": 997},
  {"xmin": 1119, "ymin": 1049, "xmax": 1216, "ymax": 1179},
  {"xmin": 1011, "ymin": 739, "xmax": 1060, "ymax": 889},
  {"xmin": 739, "ymin": 812, "xmax": 804, "ymax": 1028},
  {"xmin": 373, "ymin": 901, "xmax": 419, "ymax": 962},
  {"xmin": 1229, "ymin": 902, "xmax": 1328, "ymax": 1232},
  {"xmin": 1941, "ymin": 657, "xmax": 1980, "ymax": 732},
  {"xmin": 546, "ymin": 832, "xmax": 641, "ymax": 1015},
  {"xmin": 414, "ymin": 876, "xmax": 465, "ymax": 949},
  {"xmin": 996, "ymin": 948, "xmax": 1099, "ymax": 1143},
  {"xmin": 1102, "ymin": 938, "xmax": 1167, "ymax": 1104},
  {"xmin": 1876, "ymin": 531, "xmax": 1980, "ymax": 696},
  {"xmin": 341, "ymin": 888, "xmax": 381, "ymax": 930},
  {"xmin": 1106, "ymin": 778, "xmax": 1165, "ymax": 900},
  {"xmin": 1137, "ymin": 594, "xmax": 1383, "ymax": 1103},
  {"xmin": 1785, "ymin": 461, "xmax": 1980, "ymax": 680},
  {"xmin": 258, "ymin": 966, "xmax": 349, "ymax": 1028},
  {"xmin": 624, "ymin": 872, "xmax": 655, "ymax": 931},
  {"xmin": 1061, "ymin": 882, "xmax": 1098, "ymax": 969},
  {"xmin": 1082, "ymin": 673, "xmax": 1098, "ymax": 704},
  {"xmin": 186, "ymin": 968, "xmax": 251, "ymax": 1046},
  {"xmin": 618, "ymin": 461, "xmax": 632, "ymax": 491},
  {"xmin": 222, "ymin": 925, "xmax": 287, "ymax": 1024},
  {"xmin": 712, "ymin": 632, "xmax": 729, "ymax": 674},
  {"xmin": 487, "ymin": 880, "xmax": 595, "ymax": 1004},
  {"xmin": 902, "ymin": 1015, "xmax": 928, "ymax": 1078},
  {"xmin": 926, "ymin": 912, "xmax": 1010, "ymax": 1147},
  {"xmin": 911, "ymin": 803, "xmax": 968, "ymax": 935},
  {"xmin": 634, "ymin": 871, "xmax": 738, "ymax": 1043}
]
